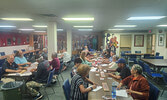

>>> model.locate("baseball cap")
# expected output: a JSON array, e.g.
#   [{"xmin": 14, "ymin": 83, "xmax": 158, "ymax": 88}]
[{"xmin": 116, "ymin": 58, "xmax": 126, "ymax": 64}]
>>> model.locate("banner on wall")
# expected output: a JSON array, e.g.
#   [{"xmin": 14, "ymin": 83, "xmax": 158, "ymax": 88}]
[{"xmin": 106, "ymin": 33, "xmax": 119, "ymax": 54}]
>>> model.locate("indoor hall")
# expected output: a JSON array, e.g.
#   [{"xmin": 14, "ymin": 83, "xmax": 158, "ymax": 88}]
[{"xmin": 0, "ymin": 0, "xmax": 167, "ymax": 100}]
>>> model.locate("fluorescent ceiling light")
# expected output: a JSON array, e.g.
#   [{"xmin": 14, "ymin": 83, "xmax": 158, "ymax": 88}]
[
  {"xmin": 34, "ymin": 31, "xmax": 46, "ymax": 32},
  {"xmin": 33, "ymin": 25, "xmax": 47, "ymax": 28},
  {"xmin": 114, "ymin": 25, "xmax": 137, "ymax": 27},
  {"xmin": 157, "ymin": 25, "xmax": 167, "ymax": 27},
  {"xmin": 78, "ymin": 29, "xmax": 93, "ymax": 31},
  {"xmin": 19, "ymin": 29, "xmax": 34, "ymax": 31},
  {"xmin": 127, "ymin": 16, "xmax": 166, "ymax": 20},
  {"xmin": 0, "ymin": 25, "xmax": 16, "ymax": 28},
  {"xmin": 74, "ymin": 26, "xmax": 93, "ymax": 28},
  {"xmin": 62, "ymin": 18, "xmax": 94, "ymax": 21},
  {"xmin": 108, "ymin": 29, "xmax": 124, "ymax": 30},
  {"xmin": 1, "ymin": 18, "xmax": 33, "ymax": 21},
  {"xmin": 57, "ymin": 29, "xmax": 63, "ymax": 31}
]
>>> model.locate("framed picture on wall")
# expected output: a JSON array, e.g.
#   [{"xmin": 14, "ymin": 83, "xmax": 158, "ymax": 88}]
[
  {"xmin": 158, "ymin": 34, "xmax": 164, "ymax": 46},
  {"xmin": 134, "ymin": 35, "xmax": 144, "ymax": 47}
]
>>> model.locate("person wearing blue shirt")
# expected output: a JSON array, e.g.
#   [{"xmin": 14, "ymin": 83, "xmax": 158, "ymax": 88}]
[
  {"xmin": 14, "ymin": 50, "xmax": 31, "ymax": 67},
  {"xmin": 103, "ymin": 50, "xmax": 115, "ymax": 64}
]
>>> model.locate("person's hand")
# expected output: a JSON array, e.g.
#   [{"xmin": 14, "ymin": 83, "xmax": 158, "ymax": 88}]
[
  {"xmin": 30, "ymin": 68, "xmax": 36, "ymax": 72},
  {"xmin": 27, "ymin": 62, "xmax": 31, "ymax": 65},
  {"xmin": 117, "ymin": 83, "xmax": 122, "ymax": 90},
  {"xmin": 92, "ymin": 85, "xmax": 97, "ymax": 89},
  {"xmin": 107, "ymin": 73, "xmax": 113, "ymax": 77},
  {"xmin": 93, "ymin": 82, "xmax": 98, "ymax": 86},
  {"xmin": 15, "ymin": 70, "xmax": 22, "ymax": 73},
  {"xmin": 126, "ymin": 89, "xmax": 133, "ymax": 93},
  {"xmin": 23, "ymin": 67, "xmax": 28, "ymax": 70}
]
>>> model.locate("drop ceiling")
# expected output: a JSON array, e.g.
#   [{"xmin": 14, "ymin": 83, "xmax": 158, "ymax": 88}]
[{"xmin": 0, "ymin": 0, "xmax": 167, "ymax": 32}]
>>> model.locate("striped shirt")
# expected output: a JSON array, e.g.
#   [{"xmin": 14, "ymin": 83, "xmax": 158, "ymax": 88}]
[{"xmin": 70, "ymin": 74, "xmax": 88, "ymax": 100}]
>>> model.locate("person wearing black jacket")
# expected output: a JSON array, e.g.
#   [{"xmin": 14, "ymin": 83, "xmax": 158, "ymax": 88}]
[{"xmin": 26, "ymin": 56, "xmax": 51, "ymax": 100}]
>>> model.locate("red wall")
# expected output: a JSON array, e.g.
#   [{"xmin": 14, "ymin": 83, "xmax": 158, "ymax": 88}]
[{"xmin": 0, "ymin": 32, "xmax": 30, "ymax": 47}]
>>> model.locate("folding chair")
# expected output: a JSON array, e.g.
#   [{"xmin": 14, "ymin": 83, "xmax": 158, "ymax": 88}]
[
  {"xmin": 44, "ymin": 68, "xmax": 55, "ymax": 100},
  {"xmin": 0, "ymin": 52, "xmax": 5, "ymax": 56},
  {"xmin": 62, "ymin": 79, "xmax": 71, "ymax": 100},
  {"xmin": 161, "ymin": 71, "xmax": 167, "ymax": 96},
  {"xmin": 144, "ymin": 63, "xmax": 162, "ymax": 79},
  {"xmin": 0, "ymin": 59, "xmax": 6, "ymax": 67},
  {"xmin": 53, "ymin": 62, "xmax": 64, "ymax": 86},
  {"xmin": 149, "ymin": 82, "xmax": 160, "ymax": 100}
]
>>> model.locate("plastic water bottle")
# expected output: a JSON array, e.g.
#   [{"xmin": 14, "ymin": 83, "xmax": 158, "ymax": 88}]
[{"xmin": 112, "ymin": 82, "xmax": 117, "ymax": 99}]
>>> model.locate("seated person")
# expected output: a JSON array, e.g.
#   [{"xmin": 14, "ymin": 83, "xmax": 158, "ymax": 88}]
[
  {"xmin": 103, "ymin": 50, "xmax": 115, "ymax": 64},
  {"xmin": 107, "ymin": 58, "xmax": 131, "ymax": 80},
  {"xmin": 84, "ymin": 45, "xmax": 89, "ymax": 53},
  {"xmin": 70, "ymin": 64, "xmax": 97, "ymax": 100},
  {"xmin": 80, "ymin": 51, "xmax": 92, "ymax": 67},
  {"xmin": 50, "ymin": 52, "xmax": 60, "ymax": 74},
  {"xmin": 2, "ymin": 55, "xmax": 26, "ymax": 74},
  {"xmin": 85, "ymin": 52, "xmax": 93, "ymax": 62},
  {"xmin": 108, "ymin": 55, "xmax": 119, "ymax": 69},
  {"xmin": 60, "ymin": 48, "xmax": 71, "ymax": 71},
  {"xmin": 71, "ymin": 57, "xmax": 82, "ymax": 76},
  {"xmin": 26, "ymin": 56, "xmax": 51, "ymax": 100},
  {"xmin": 117, "ymin": 64, "xmax": 150, "ymax": 100},
  {"xmin": 14, "ymin": 50, "xmax": 31, "ymax": 67},
  {"xmin": 41, "ymin": 48, "xmax": 48, "ymax": 60}
]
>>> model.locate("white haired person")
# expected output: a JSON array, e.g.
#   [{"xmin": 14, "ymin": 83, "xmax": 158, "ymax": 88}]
[{"xmin": 117, "ymin": 64, "xmax": 150, "ymax": 100}]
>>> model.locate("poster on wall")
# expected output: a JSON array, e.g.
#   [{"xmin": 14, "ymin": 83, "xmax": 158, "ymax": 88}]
[
  {"xmin": 106, "ymin": 33, "xmax": 119, "ymax": 54},
  {"xmin": 134, "ymin": 35, "xmax": 144, "ymax": 47},
  {"xmin": 158, "ymin": 34, "xmax": 164, "ymax": 46}
]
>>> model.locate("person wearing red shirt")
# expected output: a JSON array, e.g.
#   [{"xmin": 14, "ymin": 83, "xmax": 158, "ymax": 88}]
[
  {"xmin": 117, "ymin": 64, "xmax": 150, "ymax": 100},
  {"xmin": 50, "ymin": 52, "xmax": 60, "ymax": 74}
]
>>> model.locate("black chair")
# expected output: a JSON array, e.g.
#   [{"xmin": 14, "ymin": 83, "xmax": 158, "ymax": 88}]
[
  {"xmin": 0, "ymin": 59, "xmax": 5, "ymax": 67},
  {"xmin": 62, "ymin": 79, "xmax": 71, "ymax": 100},
  {"xmin": 155, "ymin": 52, "xmax": 160, "ymax": 56},
  {"xmin": 13, "ymin": 50, "xmax": 17, "ymax": 54},
  {"xmin": 138, "ymin": 60, "xmax": 145, "ymax": 72},
  {"xmin": 125, "ymin": 51, "xmax": 131, "ymax": 53},
  {"xmin": 120, "ymin": 51, "xmax": 125, "ymax": 56},
  {"xmin": 21, "ymin": 49, "xmax": 26, "ymax": 52},
  {"xmin": 155, "ymin": 56, "xmax": 163, "ymax": 59},
  {"xmin": 161, "ymin": 71, "xmax": 167, "ymax": 96},
  {"xmin": 70, "ymin": 72, "xmax": 73, "ymax": 78},
  {"xmin": 128, "ymin": 55, "xmax": 137, "ymax": 66},
  {"xmin": 144, "ymin": 54, "xmax": 151, "ymax": 59},
  {"xmin": 0, "ymin": 52, "xmax": 5, "ymax": 56},
  {"xmin": 44, "ymin": 68, "xmax": 55, "ymax": 100},
  {"xmin": 149, "ymin": 82, "xmax": 160, "ymax": 100},
  {"xmin": 23, "ymin": 53, "xmax": 30, "ymax": 60},
  {"xmin": 55, "ymin": 62, "xmax": 64, "ymax": 85},
  {"xmin": 144, "ymin": 63, "xmax": 162, "ymax": 79},
  {"xmin": 135, "ymin": 51, "xmax": 141, "ymax": 53},
  {"xmin": 0, "ymin": 67, "xmax": 3, "ymax": 83}
]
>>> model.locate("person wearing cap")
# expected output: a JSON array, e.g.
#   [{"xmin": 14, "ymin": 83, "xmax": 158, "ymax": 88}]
[
  {"xmin": 107, "ymin": 58, "xmax": 131, "ymax": 80},
  {"xmin": 26, "ymin": 56, "xmax": 51, "ymax": 100}
]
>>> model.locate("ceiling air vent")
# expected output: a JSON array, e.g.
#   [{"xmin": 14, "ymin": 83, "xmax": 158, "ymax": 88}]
[{"xmin": 39, "ymin": 14, "xmax": 58, "ymax": 17}]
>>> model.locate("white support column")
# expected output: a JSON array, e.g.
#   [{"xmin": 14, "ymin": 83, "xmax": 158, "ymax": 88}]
[
  {"xmin": 47, "ymin": 22, "xmax": 57, "ymax": 60},
  {"xmin": 67, "ymin": 29, "xmax": 72, "ymax": 57}
]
